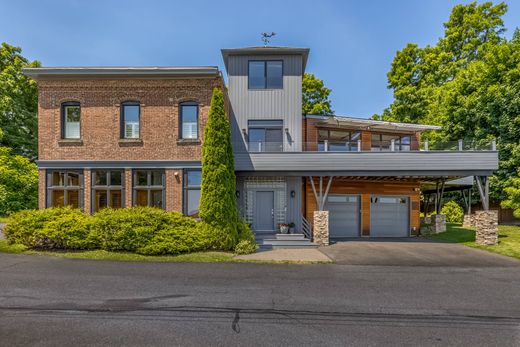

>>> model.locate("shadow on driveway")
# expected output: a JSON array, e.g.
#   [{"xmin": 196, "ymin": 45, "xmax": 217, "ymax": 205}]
[{"xmin": 319, "ymin": 237, "xmax": 520, "ymax": 267}]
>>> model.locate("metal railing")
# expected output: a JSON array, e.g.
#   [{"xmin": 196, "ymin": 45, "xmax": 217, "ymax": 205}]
[
  {"xmin": 301, "ymin": 215, "xmax": 313, "ymax": 240},
  {"xmin": 235, "ymin": 139, "xmax": 497, "ymax": 153}
]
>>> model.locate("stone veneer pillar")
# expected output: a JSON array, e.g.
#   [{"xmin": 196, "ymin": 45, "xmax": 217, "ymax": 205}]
[
  {"xmin": 462, "ymin": 214, "xmax": 475, "ymax": 228},
  {"xmin": 433, "ymin": 214, "xmax": 446, "ymax": 233},
  {"xmin": 474, "ymin": 210, "xmax": 498, "ymax": 246},
  {"xmin": 313, "ymin": 211, "xmax": 329, "ymax": 246}
]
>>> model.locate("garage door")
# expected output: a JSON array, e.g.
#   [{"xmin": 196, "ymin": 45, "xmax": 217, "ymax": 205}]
[
  {"xmin": 370, "ymin": 196, "xmax": 409, "ymax": 237},
  {"xmin": 326, "ymin": 195, "xmax": 360, "ymax": 238}
]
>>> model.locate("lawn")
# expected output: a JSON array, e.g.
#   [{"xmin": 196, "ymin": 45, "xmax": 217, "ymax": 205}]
[
  {"xmin": 0, "ymin": 240, "xmax": 235, "ymax": 262},
  {"xmin": 429, "ymin": 223, "xmax": 520, "ymax": 260}
]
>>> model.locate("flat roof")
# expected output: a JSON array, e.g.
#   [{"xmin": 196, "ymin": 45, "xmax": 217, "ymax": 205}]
[
  {"xmin": 307, "ymin": 115, "xmax": 441, "ymax": 133},
  {"xmin": 23, "ymin": 66, "xmax": 220, "ymax": 79},
  {"xmin": 221, "ymin": 46, "xmax": 310, "ymax": 72}
]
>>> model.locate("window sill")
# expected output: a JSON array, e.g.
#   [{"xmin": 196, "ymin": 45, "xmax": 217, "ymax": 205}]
[
  {"xmin": 118, "ymin": 138, "xmax": 143, "ymax": 147},
  {"xmin": 58, "ymin": 139, "xmax": 83, "ymax": 146},
  {"xmin": 176, "ymin": 138, "xmax": 201, "ymax": 145}
]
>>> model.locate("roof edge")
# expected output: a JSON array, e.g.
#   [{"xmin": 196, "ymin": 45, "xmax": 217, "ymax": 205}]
[{"xmin": 23, "ymin": 66, "xmax": 220, "ymax": 78}]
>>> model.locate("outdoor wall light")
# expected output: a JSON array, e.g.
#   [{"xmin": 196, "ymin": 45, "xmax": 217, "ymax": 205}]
[
  {"xmin": 290, "ymin": 190, "xmax": 295, "ymax": 198},
  {"xmin": 236, "ymin": 190, "xmax": 240, "ymax": 198},
  {"xmin": 242, "ymin": 129, "xmax": 247, "ymax": 135},
  {"xmin": 285, "ymin": 128, "xmax": 289, "ymax": 134}
]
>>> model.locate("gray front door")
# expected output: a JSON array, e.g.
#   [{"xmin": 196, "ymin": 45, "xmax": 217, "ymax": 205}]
[
  {"xmin": 370, "ymin": 196, "xmax": 409, "ymax": 237},
  {"xmin": 326, "ymin": 195, "xmax": 360, "ymax": 238},
  {"xmin": 254, "ymin": 191, "xmax": 274, "ymax": 232}
]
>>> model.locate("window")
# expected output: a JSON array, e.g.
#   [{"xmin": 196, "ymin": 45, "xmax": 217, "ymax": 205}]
[
  {"xmin": 46, "ymin": 170, "xmax": 83, "ymax": 208},
  {"xmin": 180, "ymin": 102, "xmax": 198, "ymax": 139},
  {"xmin": 184, "ymin": 170, "xmax": 201, "ymax": 217},
  {"xmin": 248, "ymin": 120, "xmax": 283, "ymax": 152},
  {"xmin": 61, "ymin": 102, "xmax": 81, "ymax": 139},
  {"xmin": 133, "ymin": 170, "xmax": 165, "ymax": 208},
  {"xmin": 248, "ymin": 60, "xmax": 283, "ymax": 89},
  {"xmin": 371, "ymin": 134, "xmax": 411, "ymax": 151},
  {"xmin": 318, "ymin": 129, "xmax": 360, "ymax": 152},
  {"xmin": 91, "ymin": 170, "xmax": 124, "ymax": 212},
  {"xmin": 121, "ymin": 102, "xmax": 140, "ymax": 139}
]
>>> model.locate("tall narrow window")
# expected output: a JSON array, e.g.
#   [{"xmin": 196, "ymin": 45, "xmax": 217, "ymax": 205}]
[
  {"xmin": 133, "ymin": 170, "xmax": 165, "ymax": 208},
  {"xmin": 121, "ymin": 102, "xmax": 140, "ymax": 139},
  {"xmin": 61, "ymin": 102, "xmax": 81, "ymax": 139},
  {"xmin": 248, "ymin": 61, "xmax": 283, "ymax": 89},
  {"xmin": 47, "ymin": 170, "xmax": 83, "ymax": 208},
  {"xmin": 248, "ymin": 120, "xmax": 283, "ymax": 152},
  {"xmin": 92, "ymin": 170, "xmax": 124, "ymax": 212},
  {"xmin": 180, "ymin": 102, "xmax": 198, "ymax": 139},
  {"xmin": 183, "ymin": 170, "xmax": 201, "ymax": 217}
]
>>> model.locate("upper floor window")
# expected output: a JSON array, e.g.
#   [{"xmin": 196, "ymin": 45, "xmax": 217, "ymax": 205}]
[
  {"xmin": 61, "ymin": 102, "xmax": 81, "ymax": 139},
  {"xmin": 121, "ymin": 102, "xmax": 140, "ymax": 139},
  {"xmin": 248, "ymin": 120, "xmax": 283, "ymax": 152},
  {"xmin": 318, "ymin": 129, "xmax": 360, "ymax": 152},
  {"xmin": 371, "ymin": 134, "xmax": 411, "ymax": 151},
  {"xmin": 248, "ymin": 60, "xmax": 283, "ymax": 89},
  {"xmin": 180, "ymin": 102, "xmax": 198, "ymax": 139}
]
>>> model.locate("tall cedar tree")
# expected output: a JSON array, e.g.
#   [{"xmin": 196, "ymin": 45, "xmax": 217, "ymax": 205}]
[{"xmin": 199, "ymin": 88, "xmax": 238, "ymax": 249}]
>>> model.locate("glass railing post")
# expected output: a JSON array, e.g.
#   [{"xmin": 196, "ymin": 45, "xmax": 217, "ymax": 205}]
[
  {"xmin": 357, "ymin": 140, "xmax": 361, "ymax": 152},
  {"xmin": 391, "ymin": 139, "xmax": 395, "ymax": 152},
  {"xmin": 324, "ymin": 140, "xmax": 328, "ymax": 152},
  {"xmin": 424, "ymin": 139, "xmax": 429, "ymax": 151},
  {"xmin": 458, "ymin": 139, "xmax": 463, "ymax": 151},
  {"xmin": 492, "ymin": 139, "xmax": 496, "ymax": 151}
]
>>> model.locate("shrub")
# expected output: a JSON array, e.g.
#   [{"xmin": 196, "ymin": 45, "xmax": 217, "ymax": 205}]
[
  {"xmin": 199, "ymin": 88, "xmax": 238, "ymax": 248},
  {"xmin": 4, "ymin": 207, "xmax": 94, "ymax": 249},
  {"xmin": 137, "ymin": 222, "xmax": 214, "ymax": 255},
  {"xmin": 234, "ymin": 220, "xmax": 257, "ymax": 254},
  {"xmin": 441, "ymin": 201, "xmax": 464, "ymax": 224},
  {"xmin": 0, "ymin": 146, "xmax": 38, "ymax": 215},
  {"xmin": 92, "ymin": 207, "xmax": 179, "ymax": 252},
  {"xmin": 234, "ymin": 240, "xmax": 257, "ymax": 255}
]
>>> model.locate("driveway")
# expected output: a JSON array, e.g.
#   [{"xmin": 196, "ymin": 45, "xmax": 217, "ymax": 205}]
[{"xmin": 320, "ymin": 238, "xmax": 520, "ymax": 267}]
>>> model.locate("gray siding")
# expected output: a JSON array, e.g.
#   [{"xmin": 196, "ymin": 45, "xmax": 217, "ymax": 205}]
[
  {"xmin": 234, "ymin": 151, "xmax": 499, "ymax": 176},
  {"xmin": 227, "ymin": 55, "xmax": 303, "ymax": 152},
  {"xmin": 286, "ymin": 177, "xmax": 302, "ymax": 232}
]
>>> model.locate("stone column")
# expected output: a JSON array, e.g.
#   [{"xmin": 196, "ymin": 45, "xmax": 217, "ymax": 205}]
[
  {"xmin": 433, "ymin": 214, "xmax": 446, "ymax": 233},
  {"xmin": 420, "ymin": 216, "xmax": 433, "ymax": 235},
  {"xmin": 462, "ymin": 214, "xmax": 474, "ymax": 228},
  {"xmin": 313, "ymin": 210, "xmax": 329, "ymax": 246},
  {"xmin": 475, "ymin": 210, "xmax": 498, "ymax": 246}
]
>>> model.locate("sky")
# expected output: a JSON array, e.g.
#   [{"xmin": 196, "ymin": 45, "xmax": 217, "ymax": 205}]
[{"xmin": 1, "ymin": 0, "xmax": 519, "ymax": 118}]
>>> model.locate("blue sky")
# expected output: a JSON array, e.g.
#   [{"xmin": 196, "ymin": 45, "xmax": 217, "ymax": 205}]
[{"xmin": 1, "ymin": 0, "xmax": 519, "ymax": 117}]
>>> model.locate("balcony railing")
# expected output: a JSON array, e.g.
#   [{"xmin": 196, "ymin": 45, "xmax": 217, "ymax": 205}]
[{"xmin": 237, "ymin": 139, "xmax": 497, "ymax": 153}]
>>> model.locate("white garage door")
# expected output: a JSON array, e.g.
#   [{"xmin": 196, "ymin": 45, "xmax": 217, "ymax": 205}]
[
  {"xmin": 326, "ymin": 195, "xmax": 360, "ymax": 238},
  {"xmin": 370, "ymin": 196, "xmax": 409, "ymax": 237}
]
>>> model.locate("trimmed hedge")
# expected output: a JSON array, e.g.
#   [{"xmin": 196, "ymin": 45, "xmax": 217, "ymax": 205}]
[{"xmin": 4, "ymin": 207, "xmax": 257, "ymax": 255}]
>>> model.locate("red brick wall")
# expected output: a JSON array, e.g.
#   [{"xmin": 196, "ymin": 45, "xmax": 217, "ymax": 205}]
[
  {"xmin": 37, "ymin": 77, "xmax": 223, "ymax": 161},
  {"xmin": 165, "ymin": 169, "xmax": 183, "ymax": 212},
  {"xmin": 38, "ymin": 169, "xmax": 45, "ymax": 209}
]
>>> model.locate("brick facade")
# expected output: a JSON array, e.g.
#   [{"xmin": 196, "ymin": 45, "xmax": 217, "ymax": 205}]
[{"xmin": 37, "ymin": 76, "xmax": 222, "ymax": 213}]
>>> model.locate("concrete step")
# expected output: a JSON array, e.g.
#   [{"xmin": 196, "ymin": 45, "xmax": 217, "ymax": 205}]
[{"xmin": 255, "ymin": 233, "xmax": 307, "ymax": 241}]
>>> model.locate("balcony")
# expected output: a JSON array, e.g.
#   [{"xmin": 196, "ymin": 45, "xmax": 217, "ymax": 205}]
[{"xmin": 233, "ymin": 139, "xmax": 499, "ymax": 177}]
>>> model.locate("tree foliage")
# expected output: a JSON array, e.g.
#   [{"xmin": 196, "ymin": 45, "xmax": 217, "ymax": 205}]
[
  {"xmin": 0, "ymin": 146, "xmax": 38, "ymax": 215},
  {"xmin": 302, "ymin": 73, "xmax": 333, "ymax": 115},
  {"xmin": 0, "ymin": 42, "xmax": 41, "ymax": 160},
  {"xmin": 378, "ymin": 1, "xmax": 519, "ymax": 201},
  {"xmin": 199, "ymin": 88, "xmax": 238, "ymax": 249},
  {"xmin": 502, "ymin": 169, "xmax": 520, "ymax": 218}
]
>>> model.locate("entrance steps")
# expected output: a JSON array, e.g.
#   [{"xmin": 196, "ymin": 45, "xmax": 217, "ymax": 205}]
[{"xmin": 255, "ymin": 233, "xmax": 316, "ymax": 250}]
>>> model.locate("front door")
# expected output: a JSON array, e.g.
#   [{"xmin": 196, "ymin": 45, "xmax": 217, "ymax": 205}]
[{"xmin": 254, "ymin": 191, "xmax": 275, "ymax": 233}]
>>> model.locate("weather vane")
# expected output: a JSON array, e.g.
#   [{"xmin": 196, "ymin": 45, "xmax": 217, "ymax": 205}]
[{"xmin": 261, "ymin": 32, "xmax": 276, "ymax": 46}]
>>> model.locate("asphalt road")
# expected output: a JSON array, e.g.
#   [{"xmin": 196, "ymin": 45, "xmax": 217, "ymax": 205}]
[{"xmin": 1, "ymin": 252, "xmax": 519, "ymax": 346}]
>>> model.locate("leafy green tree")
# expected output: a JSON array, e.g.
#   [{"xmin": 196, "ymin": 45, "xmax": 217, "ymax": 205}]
[
  {"xmin": 302, "ymin": 73, "xmax": 333, "ymax": 115},
  {"xmin": 379, "ymin": 2, "xmax": 519, "ymax": 201},
  {"xmin": 199, "ymin": 88, "xmax": 238, "ymax": 249},
  {"xmin": 502, "ymin": 169, "xmax": 520, "ymax": 218},
  {"xmin": 0, "ymin": 146, "xmax": 38, "ymax": 215},
  {"xmin": 0, "ymin": 42, "xmax": 41, "ymax": 160}
]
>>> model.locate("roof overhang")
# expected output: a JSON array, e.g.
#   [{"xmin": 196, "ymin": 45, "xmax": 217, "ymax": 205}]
[
  {"xmin": 23, "ymin": 66, "xmax": 220, "ymax": 79},
  {"xmin": 308, "ymin": 115, "xmax": 441, "ymax": 133},
  {"xmin": 221, "ymin": 46, "xmax": 310, "ymax": 72}
]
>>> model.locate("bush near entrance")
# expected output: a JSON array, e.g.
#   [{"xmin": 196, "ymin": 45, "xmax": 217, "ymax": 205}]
[
  {"xmin": 441, "ymin": 201, "xmax": 464, "ymax": 224},
  {"xmin": 4, "ymin": 207, "xmax": 256, "ymax": 255}
]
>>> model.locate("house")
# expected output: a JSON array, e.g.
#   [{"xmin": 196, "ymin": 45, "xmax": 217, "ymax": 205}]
[{"xmin": 23, "ymin": 46, "xmax": 499, "ymax": 247}]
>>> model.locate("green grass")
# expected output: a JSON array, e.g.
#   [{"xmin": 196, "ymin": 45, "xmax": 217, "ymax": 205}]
[
  {"xmin": 429, "ymin": 223, "xmax": 520, "ymax": 260},
  {"xmin": 0, "ymin": 240, "xmax": 235, "ymax": 262}
]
